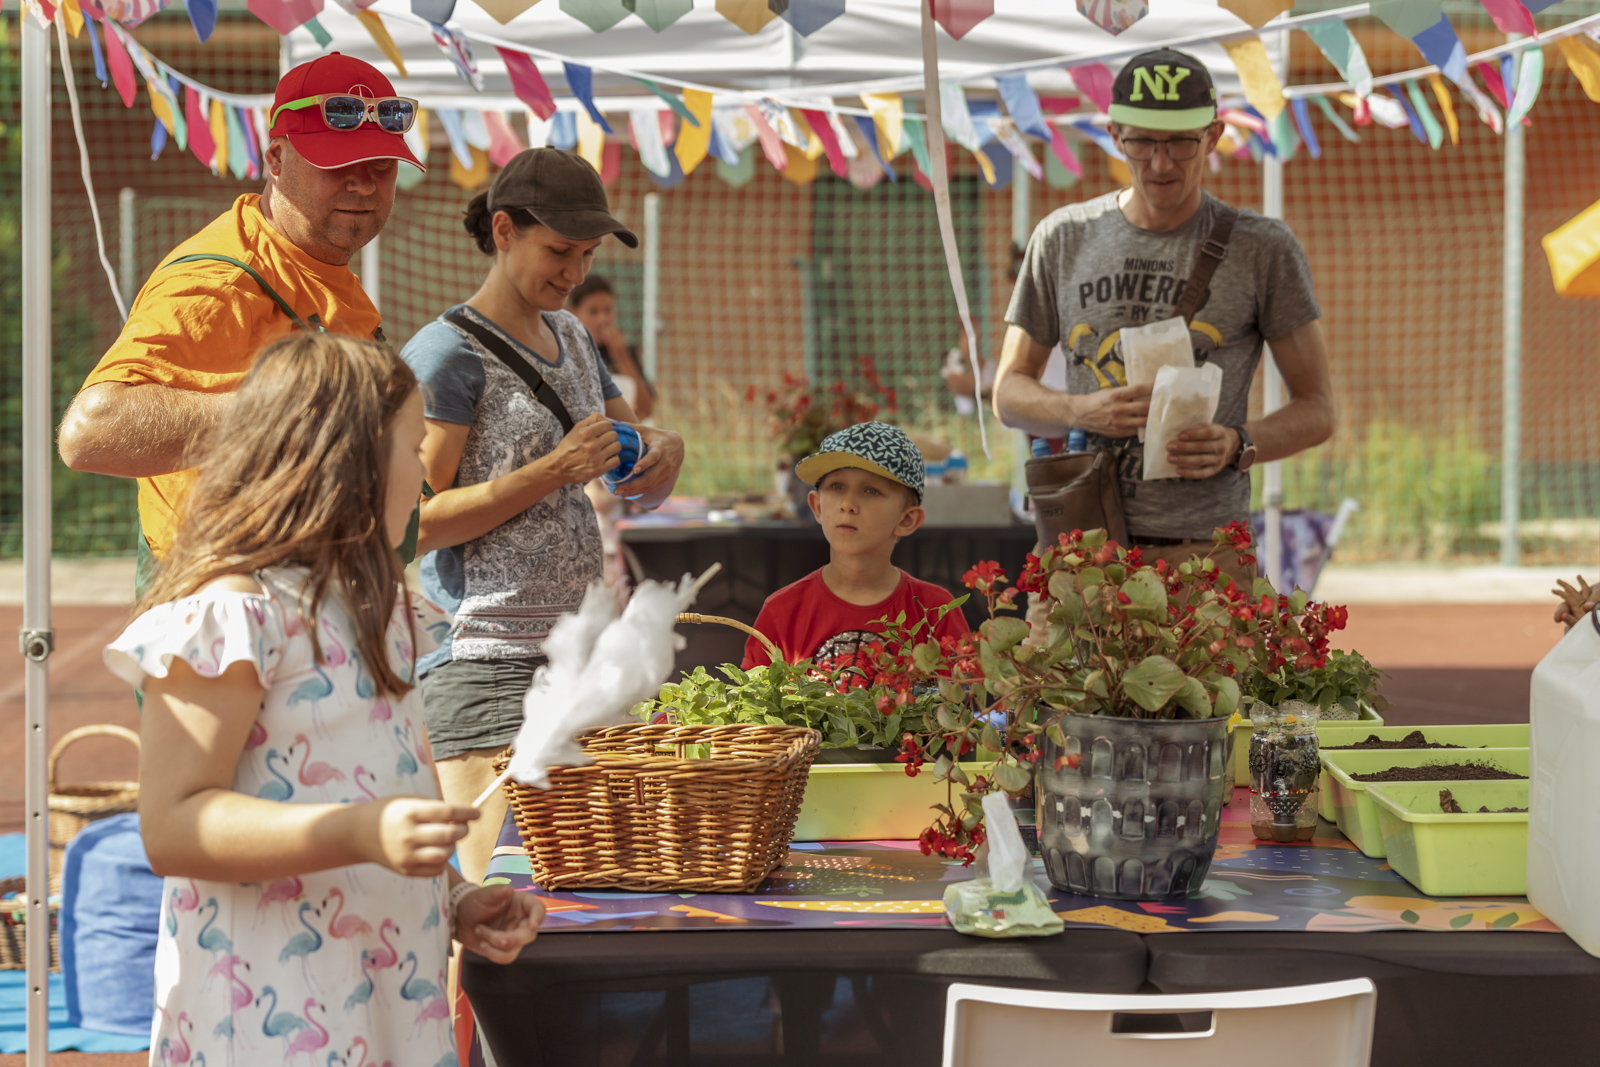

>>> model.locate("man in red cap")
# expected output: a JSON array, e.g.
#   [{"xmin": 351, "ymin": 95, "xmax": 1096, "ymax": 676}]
[{"xmin": 59, "ymin": 53, "xmax": 423, "ymax": 577}]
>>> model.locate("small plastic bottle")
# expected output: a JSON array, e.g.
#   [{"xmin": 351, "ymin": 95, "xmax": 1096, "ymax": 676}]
[
  {"xmin": 1067, "ymin": 429, "xmax": 1088, "ymax": 453},
  {"xmin": 925, "ymin": 459, "xmax": 946, "ymax": 483},
  {"xmin": 945, "ymin": 451, "xmax": 968, "ymax": 484}
]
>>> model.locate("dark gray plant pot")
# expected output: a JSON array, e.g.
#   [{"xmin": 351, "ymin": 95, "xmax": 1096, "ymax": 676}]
[
  {"xmin": 1036, "ymin": 711, "xmax": 1230, "ymax": 900},
  {"xmin": 813, "ymin": 745, "xmax": 897, "ymax": 764}
]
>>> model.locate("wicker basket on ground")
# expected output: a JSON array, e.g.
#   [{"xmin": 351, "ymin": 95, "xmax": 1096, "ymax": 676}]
[
  {"xmin": 49, "ymin": 725, "xmax": 140, "ymax": 895},
  {"xmin": 0, "ymin": 878, "xmax": 59, "ymax": 972},
  {"xmin": 497, "ymin": 722, "xmax": 820, "ymax": 893}
]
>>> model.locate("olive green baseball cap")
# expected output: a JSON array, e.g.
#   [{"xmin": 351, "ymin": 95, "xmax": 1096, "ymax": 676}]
[{"xmin": 487, "ymin": 147, "xmax": 638, "ymax": 248}]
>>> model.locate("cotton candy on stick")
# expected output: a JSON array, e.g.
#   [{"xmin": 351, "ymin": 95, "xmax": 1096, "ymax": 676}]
[{"xmin": 472, "ymin": 564, "xmax": 721, "ymax": 805}]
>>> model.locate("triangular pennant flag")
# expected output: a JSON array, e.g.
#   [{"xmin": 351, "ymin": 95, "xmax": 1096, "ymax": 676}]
[
  {"xmin": 1220, "ymin": 0, "xmax": 1289, "ymax": 28},
  {"xmin": 146, "ymin": 75, "xmax": 174, "ymax": 134},
  {"xmin": 798, "ymin": 116, "xmax": 824, "ymax": 160},
  {"xmin": 713, "ymin": 106, "xmax": 757, "ymax": 151},
  {"xmin": 1071, "ymin": 119, "xmax": 1125, "ymax": 160},
  {"xmin": 151, "ymin": 117, "xmax": 167, "ymax": 159},
  {"xmin": 630, "ymin": 109, "xmax": 672, "ymax": 177},
  {"xmin": 1047, "ymin": 127, "xmax": 1081, "ymax": 178},
  {"xmin": 859, "ymin": 92, "xmax": 902, "ymax": 156},
  {"xmin": 450, "ymin": 145, "xmax": 490, "ymax": 189},
  {"xmin": 103, "ymin": 19, "xmax": 136, "ymax": 105},
  {"xmin": 185, "ymin": 87, "xmax": 215, "ymax": 171},
  {"xmin": 563, "ymin": 64, "xmax": 614, "ymax": 134},
  {"xmin": 186, "ymin": 0, "xmax": 215, "ymax": 40},
  {"xmin": 246, "ymin": 0, "xmax": 322, "ymax": 35},
  {"xmin": 1507, "ymin": 44, "xmax": 1542, "ymax": 126},
  {"xmin": 939, "ymin": 82, "xmax": 982, "ymax": 151},
  {"xmin": 575, "ymin": 107, "xmax": 605, "ymax": 170},
  {"xmin": 707, "ymin": 110, "xmax": 740, "ymax": 166},
  {"xmin": 225, "ymin": 104, "xmax": 250, "ymax": 178},
  {"xmin": 429, "ymin": 22, "xmax": 482, "ymax": 92},
  {"xmin": 1559, "ymin": 35, "xmax": 1600, "ymax": 103},
  {"xmin": 994, "ymin": 120, "xmax": 1043, "ymax": 179},
  {"xmin": 757, "ymin": 100, "xmax": 805, "ymax": 147},
  {"xmin": 717, "ymin": 145, "xmax": 756, "ymax": 187},
  {"xmin": 435, "ymin": 108, "xmax": 475, "ymax": 168},
  {"xmin": 995, "ymin": 74, "xmax": 1051, "ymax": 141},
  {"xmin": 774, "ymin": 0, "xmax": 844, "ymax": 37},
  {"xmin": 1426, "ymin": 73, "xmax": 1460, "ymax": 144},
  {"xmin": 1302, "ymin": 19, "xmax": 1373, "ymax": 97},
  {"xmin": 779, "ymin": 141, "xmax": 818, "ymax": 184},
  {"xmin": 675, "ymin": 88, "xmax": 714, "ymax": 173},
  {"xmin": 637, "ymin": 80, "xmax": 700, "ymax": 126},
  {"xmin": 461, "ymin": 108, "xmax": 492, "ymax": 151},
  {"xmin": 1477, "ymin": 61, "xmax": 1510, "ymax": 108},
  {"xmin": 1067, "ymin": 63, "xmax": 1114, "ymax": 111},
  {"xmin": 354, "ymin": 11, "xmax": 407, "ymax": 77},
  {"xmin": 1369, "ymin": 0, "xmax": 1442, "ymax": 39},
  {"xmin": 1075, "ymin": 0, "xmax": 1147, "ymax": 36},
  {"xmin": 966, "ymin": 98, "xmax": 1000, "ymax": 148},
  {"xmin": 1411, "ymin": 15, "xmax": 1467, "ymax": 85},
  {"xmin": 1521, "ymin": 0, "xmax": 1560, "ymax": 11},
  {"xmin": 60, "ymin": 0, "xmax": 85, "ymax": 37},
  {"xmin": 825, "ymin": 110, "xmax": 858, "ymax": 159},
  {"xmin": 1389, "ymin": 86, "xmax": 1429, "ymax": 145},
  {"xmin": 497, "ymin": 48, "xmax": 555, "ymax": 120},
  {"xmin": 657, "ymin": 109, "xmax": 678, "ymax": 147},
  {"xmin": 901, "ymin": 116, "xmax": 931, "ymax": 175},
  {"xmin": 561, "ymin": 0, "xmax": 630, "ymax": 32},
  {"xmin": 411, "ymin": 0, "xmax": 454, "ymax": 20},
  {"xmin": 647, "ymin": 144, "xmax": 687, "ymax": 189},
  {"xmin": 472, "ymin": 0, "xmax": 539, "ymax": 23},
  {"xmin": 207, "ymin": 99, "xmax": 227, "ymax": 173},
  {"xmin": 1270, "ymin": 106, "xmax": 1299, "ymax": 160},
  {"xmin": 622, "ymin": 0, "xmax": 692, "ymax": 31},
  {"xmin": 237, "ymin": 105, "xmax": 261, "ymax": 178},
  {"xmin": 484, "ymin": 110, "xmax": 524, "ymax": 167},
  {"xmin": 1342, "ymin": 91, "xmax": 1407, "ymax": 128},
  {"xmin": 601, "ymin": 141, "xmax": 621, "ymax": 185},
  {"xmin": 302, "ymin": 15, "xmax": 333, "ymax": 46},
  {"xmin": 852, "ymin": 115, "xmax": 896, "ymax": 181},
  {"xmin": 976, "ymin": 141, "xmax": 1007, "ymax": 188},
  {"xmin": 1478, "ymin": 0, "xmax": 1535, "ymax": 37},
  {"xmin": 1457, "ymin": 69, "xmax": 1503, "ymax": 132},
  {"xmin": 798, "ymin": 108, "xmax": 847, "ymax": 176},
  {"xmin": 1541, "ymin": 197, "xmax": 1600, "ymax": 296},
  {"xmin": 742, "ymin": 102, "xmax": 787, "ymax": 169},
  {"xmin": 1405, "ymin": 80, "xmax": 1444, "ymax": 147},
  {"xmin": 1311, "ymin": 93, "xmax": 1360, "ymax": 142},
  {"xmin": 1290, "ymin": 97, "xmax": 1321, "ymax": 158},
  {"xmin": 930, "ymin": 0, "xmax": 992, "ymax": 40},
  {"xmin": 166, "ymin": 74, "xmax": 188, "ymax": 149},
  {"xmin": 716, "ymin": 0, "xmax": 776, "ymax": 33},
  {"xmin": 1221, "ymin": 35, "xmax": 1286, "ymax": 120}
]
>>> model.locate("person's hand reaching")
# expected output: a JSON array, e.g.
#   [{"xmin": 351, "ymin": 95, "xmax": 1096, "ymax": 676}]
[
  {"xmin": 453, "ymin": 884, "xmax": 545, "ymax": 963},
  {"xmin": 607, "ymin": 425, "xmax": 684, "ymax": 507},
  {"xmin": 1553, "ymin": 576, "xmax": 1597, "ymax": 631}
]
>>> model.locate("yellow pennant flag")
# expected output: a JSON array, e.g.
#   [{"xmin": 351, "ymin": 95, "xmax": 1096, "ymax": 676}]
[
  {"xmin": 473, "ymin": 0, "xmax": 540, "ymax": 24},
  {"xmin": 1558, "ymin": 35, "xmax": 1600, "ymax": 104},
  {"xmin": 860, "ymin": 92, "xmax": 903, "ymax": 157},
  {"xmin": 59, "ymin": 0, "xmax": 84, "ymax": 38},
  {"xmin": 576, "ymin": 108, "xmax": 605, "ymax": 172},
  {"xmin": 450, "ymin": 144, "xmax": 491, "ymax": 189},
  {"xmin": 1109, "ymin": 156, "xmax": 1132, "ymax": 186},
  {"xmin": 1218, "ymin": 0, "xmax": 1290, "ymax": 28},
  {"xmin": 971, "ymin": 146, "xmax": 995, "ymax": 185},
  {"xmin": 355, "ymin": 11, "xmax": 408, "ymax": 78},
  {"xmin": 716, "ymin": 0, "xmax": 777, "ymax": 34},
  {"xmin": 779, "ymin": 142, "xmax": 818, "ymax": 184},
  {"xmin": 1426, "ymin": 73, "xmax": 1460, "ymax": 146},
  {"xmin": 1221, "ymin": 35, "xmax": 1285, "ymax": 121},
  {"xmin": 148, "ymin": 77, "xmax": 176, "ymax": 136},
  {"xmin": 209, "ymin": 98, "xmax": 228, "ymax": 175},
  {"xmin": 675, "ymin": 89, "xmax": 714, "ymax": 174},
  {"xmin": 1543, "ymin": 197, "xmax": 1600, "ymax": 297}
]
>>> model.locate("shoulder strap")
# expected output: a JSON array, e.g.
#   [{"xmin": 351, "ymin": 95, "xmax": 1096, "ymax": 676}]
[
  {"xmin": 443, "ymin": 309, "xmax": 576, "ymax": 437},
  {"xmin": 164, "ymin": 253, "xmax": 324, "ymax": 334},
  {"xmin": 1172, "ymin": 202, "xmax": 1240, "ymax": 325}
]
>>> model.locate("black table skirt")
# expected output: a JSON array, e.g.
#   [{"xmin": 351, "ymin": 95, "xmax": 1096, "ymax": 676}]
[{"xmin": 463, "ymin": 928, "xmax": 1600, "ymax": 1067}]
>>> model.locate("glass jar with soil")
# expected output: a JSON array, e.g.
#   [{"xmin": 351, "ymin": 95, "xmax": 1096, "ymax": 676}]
[{"xmin": 1248, "ymin": 701, "xmax": 1322, "ymax": 842}]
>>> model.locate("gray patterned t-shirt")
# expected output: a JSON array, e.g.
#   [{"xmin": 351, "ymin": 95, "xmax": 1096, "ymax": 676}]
[
  {"xmin": 402, "ymin": 305, "xmax": 622, "ymax": 672},
  {"xmin": 1006, "ymin": 191, "xmax": 1321, "ymax": 540}
]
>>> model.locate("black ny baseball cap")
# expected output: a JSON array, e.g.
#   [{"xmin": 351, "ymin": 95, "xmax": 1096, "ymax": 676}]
[
  {"xmin": 487, "ymin": 147, "xmax": 638, "ymax": 248},
  {"xmin": 1109, "ymin": 49, "xmax": 1218, "ymax": 131}
]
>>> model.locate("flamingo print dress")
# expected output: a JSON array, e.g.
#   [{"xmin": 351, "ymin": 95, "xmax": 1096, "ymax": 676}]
[{"xmin": 104, "ymin": 566, "xmax": 459, "ymax": 1067}]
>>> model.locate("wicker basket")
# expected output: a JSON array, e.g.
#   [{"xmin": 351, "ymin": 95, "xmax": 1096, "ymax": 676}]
[
  {"xmin": 49, "ymin": 725, "xmax": 141, "ymax": 895},
  {"xmin": 0, "ymin": 878, "xmax": 59, "ymax": 972},
  {"xmin": 498, "ymin": 723, "xmax": 820, "ymax": 893}
]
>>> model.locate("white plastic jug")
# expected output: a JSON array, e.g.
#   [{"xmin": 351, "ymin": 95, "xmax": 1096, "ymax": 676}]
[{"xmin": 1528, "ymin": 610, "xmax": 1600, "ymax": 956}]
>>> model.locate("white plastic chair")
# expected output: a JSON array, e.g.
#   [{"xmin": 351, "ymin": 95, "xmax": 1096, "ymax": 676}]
[{"xmin": 942, "ymin": 978, "xmax": 1376, "ymax": 1067}]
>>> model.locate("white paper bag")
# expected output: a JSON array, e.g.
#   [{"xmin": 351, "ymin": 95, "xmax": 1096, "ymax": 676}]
[
  {"xmin": 1120, "ymin": 317, "xmax": 1193, "ymax": 441},
  {"xmin": 1143, "ymin": 363, "xmax": 1223, "ymax": 481}
]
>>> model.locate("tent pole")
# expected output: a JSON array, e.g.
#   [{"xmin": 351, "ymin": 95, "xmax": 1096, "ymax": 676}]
[
  {"xmin": 361, "ymin": 235, "xmax": 382, "ymax": 312},
  {"xmin": 1260, "ymin": 26, "xmax": 1288, "ymax": 591},
  {"xmin": 1501, "ymin": 37, "xmax": 1525, "ymax": 567},
  {"xmin": 21, "ymin": 11, "xmax": 55, "ymax": 1067},
  {"xmin": 641, "ymin": 192, "xmax": 660, "ymax": 381},
  {"xmin": 119, "ymin": 187, "xmax": 137, "ymax": 310}
]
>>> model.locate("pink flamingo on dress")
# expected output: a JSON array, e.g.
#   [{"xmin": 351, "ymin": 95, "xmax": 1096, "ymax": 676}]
[
  {"xmin": 293, "ymin": 733, "xmax": 347, "ymax": 787},
  {"xmin": 171, "ymin": 879, "xmax": 200, "ymax": 913},
  {"xmin": 411, "ymin": 992, "xmax": 450, "ymax": 1036},
  {"xmin": 257, "ymin": 875, "xmax": 304, "ymax": 925},
  {"xmin": 352, "ymin": 766, "xmax": 379, "ymax": 802},
  {"xmin": 188, "ymin": 636, "xmax": 227, "ymax": 676},
  {"xmin": 368, "ymin": 919, "xmax": 400, "ymax": 971},
  {"xmin": 320, "ymin": 618, "xmax": 350, "ymax": 667},
  {"xmin": 321, "ymin": 887, "xmax": 373, "ymax": 940},
  {"xmin": 244, "ymin": 720, "xmax": 267, "ymax": 749},
  {"xmin": 284, "ymin": 999, "xmax": 330, "ymax": 1063},
  {"xmin": 207, "ymin": 954, "xmax": 253, "ymax": 1011},
  {"xmin": 368, "ymin": 696, "xmax": 392, "ymax": 732},
  {"xmin": 346, "ymin": 1036, "xmax": 393, "ymax": 1067},
  {"xmin": 157, "ymin": 1009, "xmax": 193, "ymax": 1064}
]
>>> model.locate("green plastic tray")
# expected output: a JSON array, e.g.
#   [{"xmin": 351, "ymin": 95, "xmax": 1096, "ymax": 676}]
[
  {"xmin": 1320, "ymin": 748, "xmax": 1530, "ymax": 858},
  {"xmin": 1367, "ymin": 781, "xmax": 1529, "ymax": 896},
  {"xmin": 1313, "ymin": 724, "xmax": 1530, "ymax": 822},
  {"xmin": 793, "ymin": 761, "xmax": 989, "ymax": 842},
  {"xmin": 1230, "ymin": 701, "xmax": 1385, "ymax": 789}
]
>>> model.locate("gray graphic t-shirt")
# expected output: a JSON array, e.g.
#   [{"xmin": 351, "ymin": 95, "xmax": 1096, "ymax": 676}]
[
  {"xmin": 402, "ymin": 305, "xmax": 621, "ymax": 671},
  {"xmin": 1006, "ymin": 191, "xmax": 1321, "ymax": 539}
]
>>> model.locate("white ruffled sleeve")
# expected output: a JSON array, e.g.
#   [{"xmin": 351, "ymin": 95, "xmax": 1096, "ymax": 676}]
[
  {"xmin": 103, "ymin": 591, "xmax": 289, "ymax": 692},
  {"xmin": 407, "ymin": 591, "xmax": 455, "ymax": 658}
]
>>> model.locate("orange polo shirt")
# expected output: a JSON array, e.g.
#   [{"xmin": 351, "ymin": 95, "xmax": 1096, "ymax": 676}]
[{"xmin": 82, "ymin": 194, "xmax": 383, "ymax": 559}]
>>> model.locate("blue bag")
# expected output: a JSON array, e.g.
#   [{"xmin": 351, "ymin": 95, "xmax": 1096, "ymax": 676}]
[{"xmin": 59, "ymin": 813, "xmax": 162, "ymax": 1035}]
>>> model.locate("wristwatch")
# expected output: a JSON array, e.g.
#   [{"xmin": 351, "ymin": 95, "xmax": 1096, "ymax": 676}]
[{"xmin": 1232, "ymin": 426, "xmax": 1257, "ymax": 472}]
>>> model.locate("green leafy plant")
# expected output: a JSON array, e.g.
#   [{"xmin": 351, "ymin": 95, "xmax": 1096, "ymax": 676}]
[{"xmin": 1245, "ymin": 648, "xmax": 1390, "ymax": 718}]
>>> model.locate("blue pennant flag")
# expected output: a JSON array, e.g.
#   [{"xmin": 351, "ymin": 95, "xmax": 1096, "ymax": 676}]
[
  {"xmin": 1291, "ymin": 98, "xmax": 1321, "ymax": 159},
  {"xmin": 412, "ymin": 0, "xmax": 457, "ymax": 21},
  {"xmin": 995, "ymin": 74, "xmax": 1051, "ymax": 142},
  {"xmin": 1390, "ymin": 87, "xmax": 1429, "ymax": 145},
  {"xmin": 563, "ymin": 64, "xmax": 615, "ymax": 135},
  {"xmin": 152, "ymin": 118, "xmax": 168, "ymax": 160},
  {"xmin": 1411, "ymin": 15, "xmax": 1467, "ymax": 85},
  {"xmin": 1071, "ymin": 121, "xmax": 1125, "ymax": 161},
  {"xmin": 549, "ymin": 111, "xmax": 579, "ymax": 149},
  {"xmin": 774, "ymin": 0, "xmax": 846, "ymax": 37},
  {"xmin": 852, "ymin": 115, "xmax": 897, "ymax": 181},
  {"xmin": 967, "ymin": 99, "xmax": 999, "ymax": 147},
  {"xmin": 187, "ymin": 0, "xmax": 217, "ymax": 41},
  {"xmin": 707, "ymin": 116, "xmax": 739, "ymax": 167},
  {"xmin": 83, "ymin": 17, "xmax": 108, "ymax": 87}
]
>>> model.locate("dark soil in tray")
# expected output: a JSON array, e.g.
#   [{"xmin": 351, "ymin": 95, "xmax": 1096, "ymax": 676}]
[
  {"xmin": 1439, "ymin": 788, "xmax": 1528, "ymax": 814},
  {"xmin": 1351, "ymin": 763, "xmax": 1526, "ymax": 783},
  {"xmin": 1324, "ymin": 730, "xmax": 1465, "ymax": 751}
]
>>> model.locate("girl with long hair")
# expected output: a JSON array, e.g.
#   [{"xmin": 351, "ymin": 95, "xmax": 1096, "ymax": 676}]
[{"xmin": 105, "ymin": 333, "xmax": 542, "ymax": 1067}]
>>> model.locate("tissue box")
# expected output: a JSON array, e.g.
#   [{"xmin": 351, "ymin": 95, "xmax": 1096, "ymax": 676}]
[{"xmin": 921, "ymin": 481, "xmax": 1012, "ymax": 528}]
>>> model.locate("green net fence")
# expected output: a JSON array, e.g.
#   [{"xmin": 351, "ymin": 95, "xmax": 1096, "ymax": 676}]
[{"xmin": 1, "ymin": 6, "xmax": 1597, "ymax": 563}]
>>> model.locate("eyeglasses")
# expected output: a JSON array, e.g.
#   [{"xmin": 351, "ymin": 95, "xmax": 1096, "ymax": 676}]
[
  {"xmin": 271, "ymin": 94, "xmax": 419, "ymax": 134},
  {"xmin": 1118, "ymin": 136, "xmax": 1206, "ymax": 162}
]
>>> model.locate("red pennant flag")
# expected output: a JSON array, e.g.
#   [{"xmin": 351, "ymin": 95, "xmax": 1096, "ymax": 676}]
[
  {"xmin": 1476, "ymin": 62, "xmax": 1510, "ymax": 109},
  {"xmin": 743, "ymin": 103, "xmax": 788, "ymax": 170},
  {"xmin": 930, "ymin": 0, "xmax": 993, "ymax": 40},
  {"xmin": 186, "ymin": 86, "xmax": 216, "ymax": 171},
  {"xmin": 798, "ymin": 108, "xmax": 847, "ymax": 177},
  {"xmin": 483, "ymin": 111, "xmax": 524, "ymax": 168},
  {"xmin": 1048, "ymin": 128, "xmax": 1081, "ymax": 177},
  {"xmin": 102, "ymin": 19, "xmax": 136, "ymax": 107},
  {"xmin": 1068, "ymin": 64, "xmax": 1114, "ymax": 113},
  {"xmin": 600, "ymin": 142, "xmax": 621, "ymax": 185},
  {"xmin": 496, "ymin": 47, "xmax": 557, "ymax": 121}
]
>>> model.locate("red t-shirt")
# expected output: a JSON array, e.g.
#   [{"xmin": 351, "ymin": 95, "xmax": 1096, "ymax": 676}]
[{"xmin": 742, "ymin": 568, "xmax": 971, "ymax": 672}]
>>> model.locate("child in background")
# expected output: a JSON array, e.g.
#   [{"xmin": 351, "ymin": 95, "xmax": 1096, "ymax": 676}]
[
  {"xmin": 743, "ymin": 422, "xmax": 970, "ymax": 674},
  {"xmin": 105, "ymin": 334, "xmax": 542, "ymax": 1067}
]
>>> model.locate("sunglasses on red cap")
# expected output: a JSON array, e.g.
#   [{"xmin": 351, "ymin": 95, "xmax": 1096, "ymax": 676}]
[{"xmin": 272, "ymin": 93, "xmax": 419, "ymax": 134}]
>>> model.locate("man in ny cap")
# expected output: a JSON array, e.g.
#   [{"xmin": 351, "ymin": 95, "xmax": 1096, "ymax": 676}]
[
  {"xmin": 59, "ymin": 53, "xmax": 423, "ymax": 576},
  {"xmin": 994, "ymin": 48, "xmax": 1336, "ymax": 578}
]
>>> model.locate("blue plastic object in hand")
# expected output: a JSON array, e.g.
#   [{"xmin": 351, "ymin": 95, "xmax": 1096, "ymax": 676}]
[{"xmin": 603, "ymin": 421, "xmax": 647, "ymax": 497}]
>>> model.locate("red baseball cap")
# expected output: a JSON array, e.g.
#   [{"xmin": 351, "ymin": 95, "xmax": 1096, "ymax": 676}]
[{"xmin": 269, "ymin": 53, "xmax": 425, "ymax": 172}]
